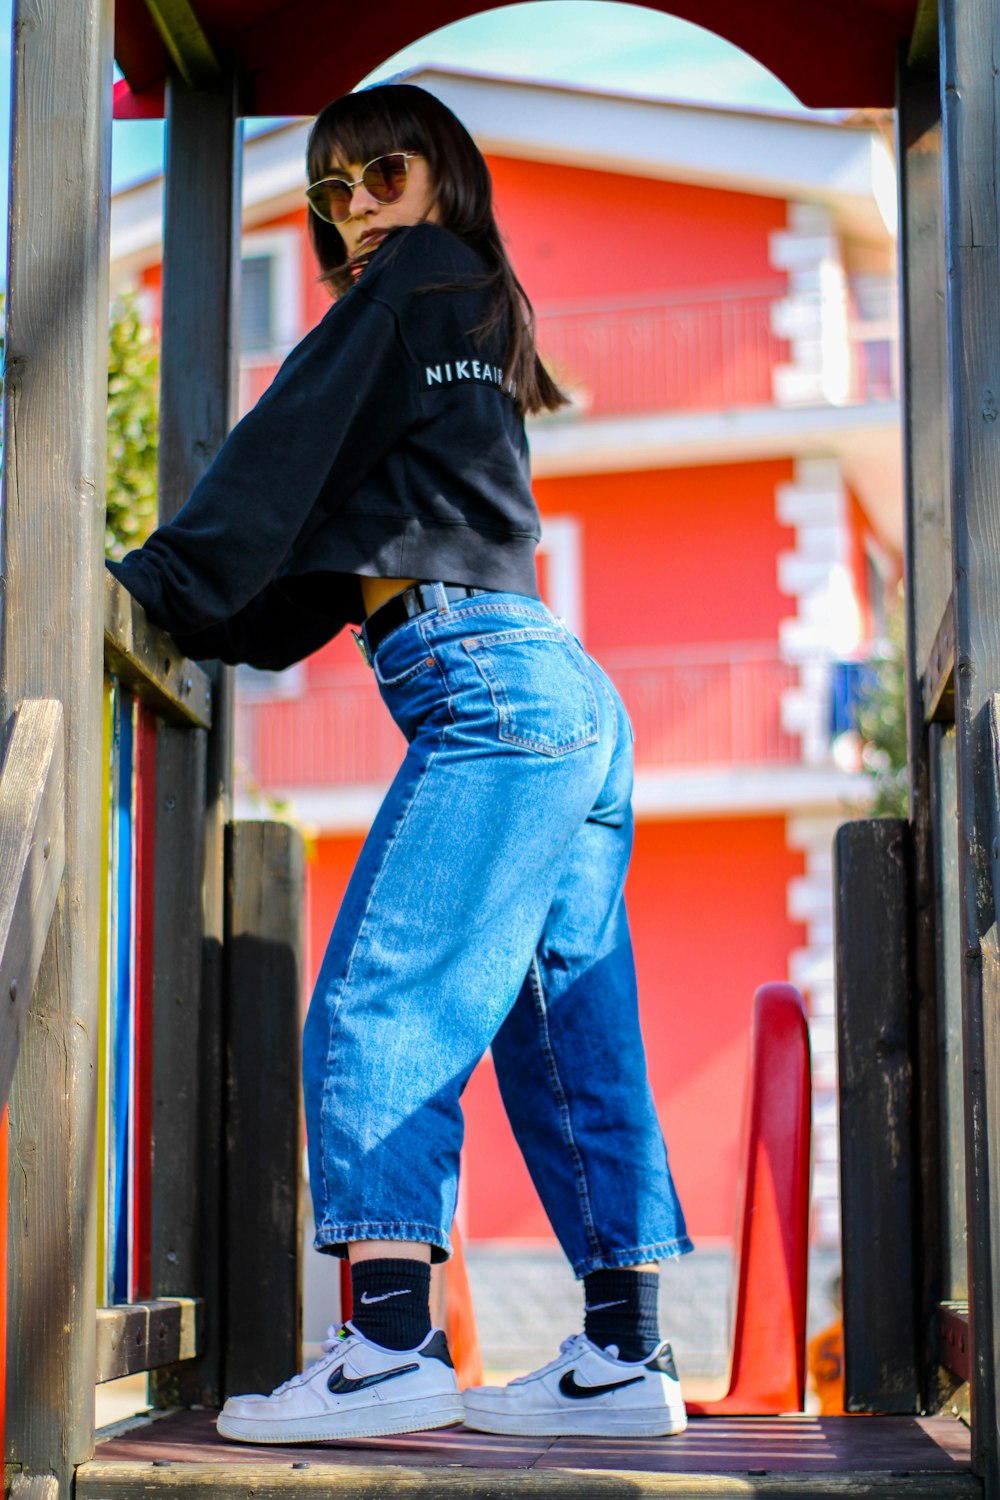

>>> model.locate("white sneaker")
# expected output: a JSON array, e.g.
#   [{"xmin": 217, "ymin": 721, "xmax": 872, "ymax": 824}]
[
  {"xmin": 462, "ymin": 1334, "xmax": 687, "ymax": 1437},
  {"xmin": 217, "ymin": 1322, "xmax": 464, "ymax": 1443}
]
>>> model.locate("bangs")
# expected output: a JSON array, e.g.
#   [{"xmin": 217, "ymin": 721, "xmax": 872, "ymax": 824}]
[{"xmin": 307, "ymin": 90, "xmax": 430, "ymax": 183}]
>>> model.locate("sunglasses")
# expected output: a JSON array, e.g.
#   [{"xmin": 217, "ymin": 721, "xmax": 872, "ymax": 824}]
[{"xmin": 305, "ymin": 152, "xmax": 419, "ymax": 224}]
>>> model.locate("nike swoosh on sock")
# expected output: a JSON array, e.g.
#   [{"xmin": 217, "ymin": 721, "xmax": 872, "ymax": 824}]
[
  {"xmin": 584, "ymin": 1299, "xmax": 628, "ymax": 1312},
  {"xmin": 359, "ymin": 1288, "xmax": 412, "ymax": 1304}
]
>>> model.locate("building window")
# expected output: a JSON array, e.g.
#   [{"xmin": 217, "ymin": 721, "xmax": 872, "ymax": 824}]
[{"xmin": 240, "ymin": 253, "xmax": 276, "ymax": 352}]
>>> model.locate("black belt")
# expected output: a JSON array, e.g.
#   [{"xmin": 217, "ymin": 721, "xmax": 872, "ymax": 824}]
[{"xmin": 354, "ymin": 582, "xmax": 490, "ymax": 666}]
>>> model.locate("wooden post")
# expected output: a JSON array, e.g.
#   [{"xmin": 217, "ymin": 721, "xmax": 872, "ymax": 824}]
[
  {"xmin": 940, "ymin": 0, "xmax": 1000, "ymax": 1486},
  {"xmin": 148, "ymin": 62, "xmax": 242, "ymax": 1410},
  {"xmin": 896, "ymin": 43, "xmax": 955, "ymax": 1407},
  {"xmin": 1, "ymin": 0, "xmax": 114, "ymax": 1491},
  {"xmin": 835, "ymin": 820, "xmax": 920, "ymax": 1412},
  {"xmin": 224, "ymin": 821, "xmax": 305, "ymax": 1398}
]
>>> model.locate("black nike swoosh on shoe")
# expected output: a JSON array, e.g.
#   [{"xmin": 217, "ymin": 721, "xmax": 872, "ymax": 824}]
[
  {"xmin": 558, "ymin": 1369, "xmax": 646, "ymax": 1400},
  {"xmin": 327, "ymin": 1362, "xmax": 419, "ymax": 1394}
]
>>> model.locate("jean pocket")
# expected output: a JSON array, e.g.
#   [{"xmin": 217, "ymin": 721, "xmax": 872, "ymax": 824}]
[
  {"xmin": 372, "ymin": 648, "xmax": 437, "ymax": 691},
  {"xmin": 462, "ymin": 627, "xmax": 599, "ymax": 756}
]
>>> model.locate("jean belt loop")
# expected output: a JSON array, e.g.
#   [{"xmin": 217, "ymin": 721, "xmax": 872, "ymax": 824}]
[{"xmin": 432, "ymin": 581, "xmax": 450, "ymax": 612}]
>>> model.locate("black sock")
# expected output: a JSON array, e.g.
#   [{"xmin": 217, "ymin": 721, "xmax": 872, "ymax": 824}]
[
  {"xmin": 349, "ymin": 1258, "xmax": 432, "ymax": 1350},
  {"xmin": 583, "ymin": 1268, "xmax": 661, "ymax": 1361}
]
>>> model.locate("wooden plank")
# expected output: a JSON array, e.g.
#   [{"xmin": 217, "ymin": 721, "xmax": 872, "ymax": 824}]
[
  {"xmin": 1, "ymin": 6, "xmax": 113, "ymax": 1488},
  {"xmin": 941, "ymin": 1301, "xmax": 972, "ymax": 1383},
  {"xmin": 0, "ymin": 701, "xmax": 65, "ymax": 1112},
  {"xmin": 8, "ymin": 1478, "xmax": 59, "ymax": 1500},
  {"xmin": 110, "ymin": 688, "xmax": 134, "ymax": 1304},
  {"xmin": 922, "ymin": 593, "xmax": 956, "ymax": 725},
  {"xmin": 147, "ymin": 724, "xmax": 208, "ymax": 1409},
  {"xmin": 909, "ymin": 0, "xmax": 940, "ymax": 69},
  {"xmin": 133, "ymin": 703, "xmax": 158, "ymax": 1300},
  {"xmin": 80, "ymin": 1408, "xmax": 977, "ymax": 1485},
  {"xmin": 224, "ymin": 821, "xmax": 304, "ymax": 1399},
  {"xmin": 940, "ymin": 0, "xmax": 1000, "ymax": 1484},
  {"xmin": 104, "ymin": 570, "xmax": 212, "ymax": 730},
  {"xmin": 896, "ymin": 54, "xmax": 951, "ymax": 1413},
  {"xmin": 928, "ymin": 726, "xmax": 968, "ymax": 1303},
  {"xmin": 835, "ymin": 819, "xmax": 920, "ymax": 1413},
  {"xmin": 142, "ymin": 0, "xmax": 220, "ymax": 87},
  {"xmin": 148, "ymin": 61, "xmax": 242, "ymax": 1410},
  {"xmin": 71, "ymin": 1470, "xmax": 983, "ymax": 1500},
  {"xmin": 97, "ymin": 680, "xmax": 114, "ymax": 1303},
  {"xmin": 95, "ymin": 1297, "xmax": 203, "ymax": 1383}
]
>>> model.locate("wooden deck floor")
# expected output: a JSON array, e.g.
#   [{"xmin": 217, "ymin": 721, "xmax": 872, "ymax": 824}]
[{"xmin": 75, "ymin": 1408, "xmax": 979, "ymax": 1497}]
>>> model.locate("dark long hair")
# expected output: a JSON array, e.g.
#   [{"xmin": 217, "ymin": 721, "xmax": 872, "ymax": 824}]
[{"xmin": 305, "ymin": 83, "xmax": 567, "ymax": 418}]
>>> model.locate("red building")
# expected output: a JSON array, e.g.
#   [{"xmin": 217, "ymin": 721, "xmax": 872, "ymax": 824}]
[{"xmin": 110, "ymin": 67, "xmax": 901, "ymax": 1252}]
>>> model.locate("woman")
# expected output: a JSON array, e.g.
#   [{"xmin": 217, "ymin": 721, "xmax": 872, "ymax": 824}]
[{"xmin": 108, "ymin": 82, "xmax": 692, "ymax": 1445}]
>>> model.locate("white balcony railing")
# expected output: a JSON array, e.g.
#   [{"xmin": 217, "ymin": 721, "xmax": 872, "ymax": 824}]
[
  {"xmin": 235, "ymin": 647, "xmax": 805, "ymax": 793},
  {"xmin": 239, "ymin": 279, "xmax": 897, "ymax": 424}
]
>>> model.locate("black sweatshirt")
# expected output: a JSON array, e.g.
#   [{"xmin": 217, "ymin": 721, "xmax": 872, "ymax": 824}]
[{"xmin": 106, "ymin": 223, "xmax": 542, "ymax": 670}]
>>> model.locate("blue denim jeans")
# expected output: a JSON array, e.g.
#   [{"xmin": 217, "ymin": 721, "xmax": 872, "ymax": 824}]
[{"xmin": 302, "ymin": 589, "xmax": 692, "ymax": 1277}]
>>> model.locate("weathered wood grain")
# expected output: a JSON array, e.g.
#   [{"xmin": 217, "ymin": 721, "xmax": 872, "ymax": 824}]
[
  {"xmin": 224, "ymin": 821, "xmax": 304, "ymax": 1398},
  {"xmin": 72, "ymin": 1463, "xmax": 982, "ymax": 1500},
  {"xmin": 941, "ymin": 1301, "xmax": 971, "ymax": 1383},
  {"xmin": 896, "ymin": 54, "xmax": 951, "ymax": 1411},
  {"xmin": 1, "ymin": 0, "xmax": 114, "ymax": 1489},
  {"xmin": 8, "ymin": 1476, "xmax": 59, "ymax": 1500},
  {"xmin": 909, "ymin": 0, "xmax": 940, "ymax": 69},
  {"xmin": 142, "ymin": 0, "xmax": 220, "ymax": 87},
  {"xmin": 928, "ymin": 726, "xmax": 968, "ymax": 1303},
  {"xmin": 922, "ymin": 594, "xmax": 956, "ymax": 726},
  {"xmin": 147, "ymin": 60, "xmax": 242, "ymax": 1410},
  {"xmin": 148, "ymin": 724, "xmax": 209, "ymax": 1410},
  {"xmin": 103, "ymin": 572, "xmax": 212, "ymax": 729},
  {"xmin": 835, "ymin": 819, "xmax": 919, "ymax": 1413},
  {"xmin": 941, "ymin": 0, "xmax": 1000, "ymax": 1482},
  {"xmin": 0, "ymin": 701, "xmax": 65, "ymax": 1112},
  {"xmin": 96, "ymin": 1298, "xmax": 203, "ymax": 1383}
]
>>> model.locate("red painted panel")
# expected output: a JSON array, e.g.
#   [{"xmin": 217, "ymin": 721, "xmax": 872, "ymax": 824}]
[
  {"xmin": 310, "ymin": 818, "xmax": 806, "ymax": 1245},
  {"xmin": 535, "ymin": 459, "xmax": 797, "ymax": 653},
  {"xmin": 689, "ymin": 983, "xmax": 811, "ymax": 1414},
  {"xmin": 113, "ymin": 0, "xmax": 915, "ymax": 115},
  {"xmin": 487, "ymin": 158, "xmax": 786, "ymax": 304}
]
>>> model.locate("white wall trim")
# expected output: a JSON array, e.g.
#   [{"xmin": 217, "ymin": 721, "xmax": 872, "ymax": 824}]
[
  {"xmin": 241, "ymin": 225, "xmax": 302, "ymax": 349},
  {"xmin": 537, "ymin": 515, "xmax": 584, "ymax": 636},
  {"xmin": 786, "ymin": 812, "xmax": 843, "ymax": 1247}
]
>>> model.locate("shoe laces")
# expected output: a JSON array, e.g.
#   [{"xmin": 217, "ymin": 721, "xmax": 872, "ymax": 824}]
[
  {"xmin": 271, "ymin": 1323, "xmax": 356, "ymax": 1395},
  {"xmin": 508, "ymin": 1333, "xmax": 588, "ymax": 1385}
]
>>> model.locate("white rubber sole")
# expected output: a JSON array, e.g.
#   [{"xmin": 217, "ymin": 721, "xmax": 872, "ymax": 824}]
[
  {"xmin": 216, "ymin": 1393, "xmax": 465, "ymax": 1444},
  {"xmin": 460, "ymin": 1402, "xmax": 688, "ymax": 1438}
]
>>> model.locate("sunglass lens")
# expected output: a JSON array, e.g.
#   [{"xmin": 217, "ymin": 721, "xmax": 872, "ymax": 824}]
[
  {"xmin": 363, "ymin": 154, "xmax": 409, "ymax": 205},
  {"xmin": 307, "ymin": 179, "xmax": 352, "ymax": 223}
]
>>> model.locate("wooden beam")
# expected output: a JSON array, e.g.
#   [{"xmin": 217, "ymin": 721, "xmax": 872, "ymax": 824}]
[
  {"xmin": 922, "ymin": 593, "xmax": 956, "ymax": 725},
  {"xmin": 95, "ymin": 1298, "xmax": 203, "ymax": 1383},
  {"xmin": 909, "ymin": 0, "xmax": 940, "ymax": 69},
  {"xmin": 835, "ymin": 819, "xmax": 920, "ymax": 1413},
  {"xmin": 0, "ymin": 700, "xmax": 65, "ymax": 1113},
  {"xmin": 1, "ymin": 0, "xmax": 114, "ymax": 1491},
  {"xmin": 103, "ymin": 571, "xmax": 212, "ymax": 729},
  {"xmin": 897, "ymin": 51, "xmax": 952, "ymax": 1412},
  {"xmin": 224, "ymin": 821, "xmax": 304, "ymax": 1399},
  {"xmin": 940, "ymin": 0, "xmax": 1000, "ymax": 1485},
  {"xmin": 142, "ymin": 0, "xmax": 219, "ymax": 88},
  {"xmin": 941, "ymin": 1300, "xmax": 972, "ymax": 1383},
  {"xmin": 71, "ymin": 1461, "xmax": 985, "ymax": 1499},
  {"xmin": 148, "ymin": 61, "xmax": 241, "ymax": 1411}
]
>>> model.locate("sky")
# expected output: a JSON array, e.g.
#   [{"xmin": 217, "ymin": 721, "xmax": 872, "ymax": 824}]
[{"xmin": 0, "ymin": 0, "xmax": 829, "ymax": 256}]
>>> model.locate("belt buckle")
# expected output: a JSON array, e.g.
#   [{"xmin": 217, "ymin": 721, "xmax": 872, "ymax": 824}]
[{"xmin": 351, "ymin": 627, "xmax": 373, "ymax": 667}]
